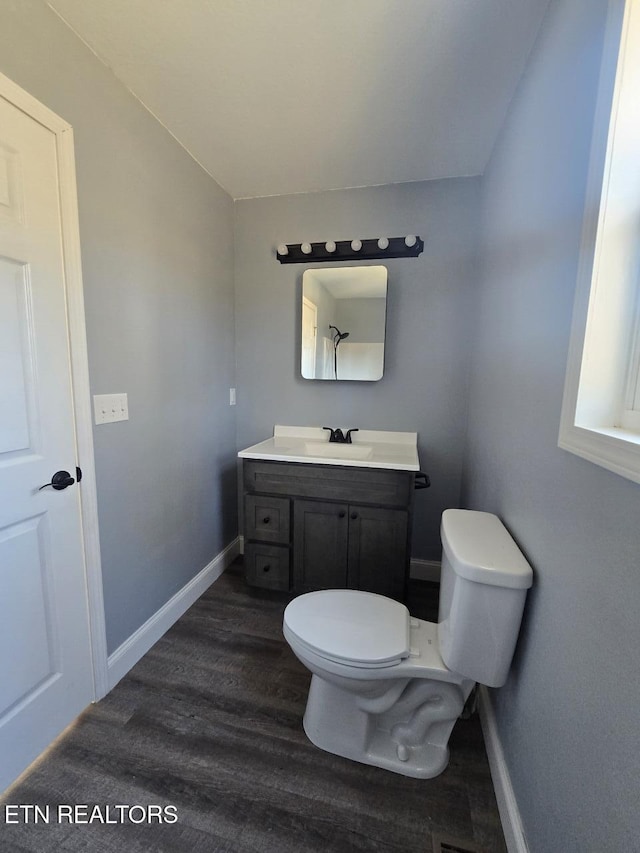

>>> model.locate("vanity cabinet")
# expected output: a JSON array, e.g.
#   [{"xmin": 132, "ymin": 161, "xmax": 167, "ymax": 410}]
[{"xmin": 243, "ymin": 459, "xmax": 414, "ymax": 601}]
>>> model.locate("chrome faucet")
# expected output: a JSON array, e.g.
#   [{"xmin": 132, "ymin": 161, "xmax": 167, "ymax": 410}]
[{"xmin": 323, "ymin": 427, "xmax": 359, "ymax": 444}]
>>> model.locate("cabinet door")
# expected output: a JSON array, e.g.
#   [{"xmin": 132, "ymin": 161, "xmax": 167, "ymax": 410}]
[
  {"xmin": 293, "ymin": 499, "xmax": 348, "ymax": 592},
  {"xmin": 347, "ymin": 506, "xmax": 408, "ymax": 601}
]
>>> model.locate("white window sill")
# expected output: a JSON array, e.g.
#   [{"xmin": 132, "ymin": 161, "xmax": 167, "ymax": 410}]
[{"xmin": 558, "ymin": 422, "xmax": 640, "ymax": 485}]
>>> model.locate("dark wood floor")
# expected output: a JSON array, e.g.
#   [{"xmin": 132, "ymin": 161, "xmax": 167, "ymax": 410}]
[{"xmin": 0, "ymin": 564, "xmax": 506, "ymax": 853}]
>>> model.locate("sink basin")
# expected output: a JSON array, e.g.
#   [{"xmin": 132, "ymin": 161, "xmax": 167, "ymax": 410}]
[{"xmin": 304, "ymin": 441, "xmax": 373, "ymax": 460}]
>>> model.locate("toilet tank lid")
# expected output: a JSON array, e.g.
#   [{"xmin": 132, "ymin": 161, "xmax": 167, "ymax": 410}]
[{"xmin": 441, "ymin": 509, "xmax": 533, "ymax": 589}]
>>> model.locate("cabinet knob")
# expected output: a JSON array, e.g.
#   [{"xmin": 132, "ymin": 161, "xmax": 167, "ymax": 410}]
[
  {"xmin": 350, "ymin": 512, "xmax": 358, "ymax": 520},
  {"xmin": 338, "ymin": 511, "xmax": 346, "ymax": 518},
  {"xmin": 262, "ymin": 564, "xmax": 271, "ymax": 573},
  {"xmin": 262, "ymin": 516, "xmax": 270, "ymax": 524}
]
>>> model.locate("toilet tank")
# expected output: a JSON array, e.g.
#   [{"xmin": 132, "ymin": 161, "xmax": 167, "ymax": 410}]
[{"xmin": 437, "ymin": 510, "xmax": 533, "ymax": 688}]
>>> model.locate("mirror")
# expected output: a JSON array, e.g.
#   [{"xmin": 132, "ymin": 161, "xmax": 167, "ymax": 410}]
[{"xmin": 301, "ymin": 266, "xmax": 387, "ymax": 381}]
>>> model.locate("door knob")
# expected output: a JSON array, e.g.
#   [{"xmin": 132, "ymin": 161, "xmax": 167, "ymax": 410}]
[{"xmin": 38, "ymin": 470, "xmax": 75, "ymax": 491}]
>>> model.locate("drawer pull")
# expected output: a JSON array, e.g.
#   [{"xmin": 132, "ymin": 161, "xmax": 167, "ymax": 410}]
[
  {"xmin": 350, "ymin": 512, "xmax": 358, "ymax": 520},
  {"xmin": 262, "ymin": 564, "xmax": 271, "ymax": 573},
  {"xmin": 262, "ymin": 516, "xmax": 271, "ymax": 524},
  {"xmin": 338, "ymin": 511, "xmax": 346, "ymax": 518}
]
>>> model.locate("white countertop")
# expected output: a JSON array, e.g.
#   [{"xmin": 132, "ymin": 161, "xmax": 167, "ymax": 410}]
[{"xmin": 238, "ymin": 425, "xmax": 420, "ymax": 471}]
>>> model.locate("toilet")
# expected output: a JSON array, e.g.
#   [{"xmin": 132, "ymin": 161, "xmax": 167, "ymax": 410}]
[{"xmin": 283, "ymin": 509, "xmax": 533, "ymax": 778}]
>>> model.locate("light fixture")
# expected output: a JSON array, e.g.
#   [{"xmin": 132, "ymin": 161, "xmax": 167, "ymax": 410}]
[{"xmin": 276, "ymin": 236, "xmax": 424, "ymax": 264}]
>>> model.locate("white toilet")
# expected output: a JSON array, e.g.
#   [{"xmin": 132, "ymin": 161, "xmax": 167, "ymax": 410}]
[{"xmin": 283, "ymin": 509, "xmax": 533, "ymax": 778}]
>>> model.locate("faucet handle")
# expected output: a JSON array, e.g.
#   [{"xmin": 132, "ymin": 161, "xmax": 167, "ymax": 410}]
[{"xmin": 345, "ymin": 428, "xmax": 359, "ymax": 444}]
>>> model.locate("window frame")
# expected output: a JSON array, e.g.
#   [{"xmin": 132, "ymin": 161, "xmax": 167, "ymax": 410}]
[{"xmin": 558, "ymin": 0, "xmax": 640, "ymax": 484}]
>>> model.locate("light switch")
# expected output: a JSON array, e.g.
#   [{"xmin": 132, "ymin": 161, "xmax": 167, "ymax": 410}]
[{"xmin": 94, "ymin": 393, "xmax": 129, "ymax": 425}]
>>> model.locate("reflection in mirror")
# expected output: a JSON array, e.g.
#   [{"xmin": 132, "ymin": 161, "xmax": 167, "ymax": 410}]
[{"xmin": 301, "ymin": 266, "xmax": 387, "ymax": 381}]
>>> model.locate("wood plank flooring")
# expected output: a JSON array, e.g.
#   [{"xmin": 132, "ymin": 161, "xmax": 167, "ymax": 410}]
[{"xmin": 0, "ymin": 565, "xmax": 507, "ymax": 852}]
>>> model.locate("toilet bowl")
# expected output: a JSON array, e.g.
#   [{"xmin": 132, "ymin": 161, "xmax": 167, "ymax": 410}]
[{"xmin": 283, "ymin": 509, "xmax": 533, "ymax": 778}]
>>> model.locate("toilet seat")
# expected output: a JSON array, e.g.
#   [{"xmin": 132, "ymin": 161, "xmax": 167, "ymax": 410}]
[{"xmin": 283, "ymin": 589, "xmax": 411, "ymax": 668}]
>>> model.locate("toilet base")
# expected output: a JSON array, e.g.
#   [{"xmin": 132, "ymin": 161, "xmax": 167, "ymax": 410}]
[
  {"xmin": 302, "ymin": 674, "xmax": 472, "ymax": 779},
  {"xmin": 303, "ymin": 713, "xmax": 451, "ymax": 779}
]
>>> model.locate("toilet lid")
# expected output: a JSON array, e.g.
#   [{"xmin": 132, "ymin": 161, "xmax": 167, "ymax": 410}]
[{"xmin": 284, "ymin": 589, "xmax": 411, "ymax": 666}]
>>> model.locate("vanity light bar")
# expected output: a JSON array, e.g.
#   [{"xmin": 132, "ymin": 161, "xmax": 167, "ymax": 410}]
[{"xmin": 276, "ymin": 236, "xmax": 424, "ymax": 264}]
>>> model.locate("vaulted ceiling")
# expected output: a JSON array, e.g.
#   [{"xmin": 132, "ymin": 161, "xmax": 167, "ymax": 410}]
[{"xmin": 46, "ymin": 0, "xmax": 550, "ymax": 199}]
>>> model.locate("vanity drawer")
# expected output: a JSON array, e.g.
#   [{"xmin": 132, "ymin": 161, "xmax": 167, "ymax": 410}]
[
  {"xmin": 243, "ymin": 460, "xmax": 413, "ymax": 508},
  {"xmin": 244, "ymin": 543, "xmax": 290, "ymax": 591},
  {"xmin": 244, "ymin": 495, "xmax": 290, "ymax": 543}
]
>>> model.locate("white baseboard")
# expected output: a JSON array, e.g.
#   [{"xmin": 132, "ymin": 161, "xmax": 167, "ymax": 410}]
[
  {"xmin": 409, "ymin": 558, "xmax": 441, "ymax": 583},
  {"xmin": 478, "ymin": 686, "xmax": 529, "ymax": 853},
  {"xmin": 107, "ymin": 537, "xmax": 240, "ymax": 691}
]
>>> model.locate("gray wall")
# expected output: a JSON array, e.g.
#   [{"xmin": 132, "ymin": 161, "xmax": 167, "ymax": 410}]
[
  {"xmin": 235, "ymin": 180, "xmax": 480, "ymax": 560},
  {"xmin": 0, "ymin": 0, "xmax": 237, "ymax": 654},
  {"xmin": 335, "ymin": 298, "xmax": 386, "ymax": 344},
  {"xmin": 463, "ymin": 0, "xmax": 639, "ymax": 849}
]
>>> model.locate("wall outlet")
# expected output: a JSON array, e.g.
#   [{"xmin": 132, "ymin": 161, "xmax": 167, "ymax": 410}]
[
  {"xmin": 94, "ymin": 393, "xmax": 129, "ymax": 425},
  {"xmin": 229, "ymin": 387, "xmax": 236, "ymax": 406}
]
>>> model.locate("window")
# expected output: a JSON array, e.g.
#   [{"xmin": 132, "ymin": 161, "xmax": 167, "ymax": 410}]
[{"xmin": 559, "ymin": 0, "xmax": 640, "ymax": 484}]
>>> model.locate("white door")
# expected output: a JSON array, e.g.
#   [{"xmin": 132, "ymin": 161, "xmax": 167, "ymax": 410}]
[
  {"xmin": 301, "ymin": 297, "xmax": 317, "ymax": 378},
  {"xmin": 0, "ymin": 90, "xmax": 94, "ymax": 791}
]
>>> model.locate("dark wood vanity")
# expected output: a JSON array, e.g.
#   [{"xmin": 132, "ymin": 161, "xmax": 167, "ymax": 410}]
[{"xmin": 242, "ymin": 459, "xmax": 415, "ymax": 601}]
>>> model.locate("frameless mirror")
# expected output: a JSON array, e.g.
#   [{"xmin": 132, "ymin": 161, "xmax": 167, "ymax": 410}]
[{"xmin": 301, "ymin": 266, "xmax": 387, "ymax": 381}]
